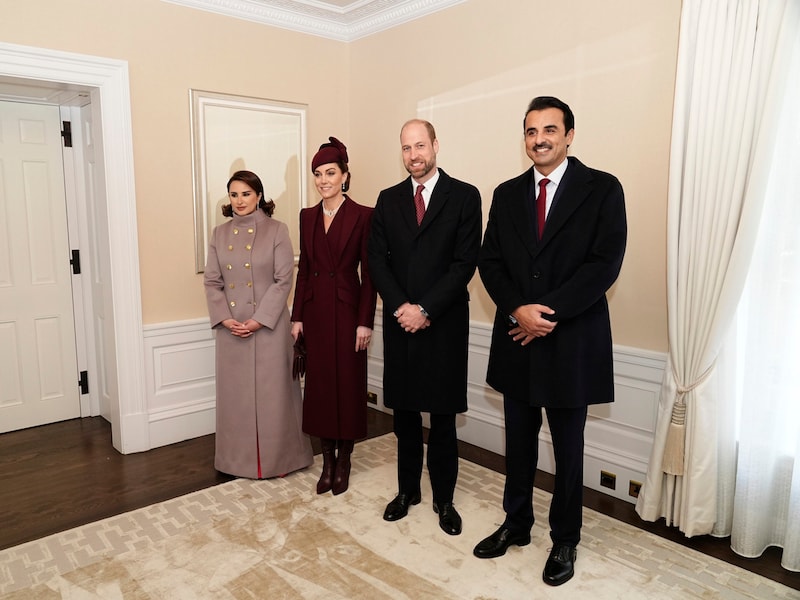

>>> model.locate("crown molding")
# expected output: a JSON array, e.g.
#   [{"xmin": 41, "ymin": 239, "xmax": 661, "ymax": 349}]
[{"xmin": 161, "ymin": 0, "xmax": 466, "ymax": 41}]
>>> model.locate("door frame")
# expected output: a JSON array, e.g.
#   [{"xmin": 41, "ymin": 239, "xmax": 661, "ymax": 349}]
[{"xmin": 0, "ymin": 41, "xmax": 148, "ymax": 453}]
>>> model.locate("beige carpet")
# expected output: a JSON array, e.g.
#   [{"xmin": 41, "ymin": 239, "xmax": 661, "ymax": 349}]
[{"xmin": 1, "ymin": 434, "xmax": 797, "ymax": 599}]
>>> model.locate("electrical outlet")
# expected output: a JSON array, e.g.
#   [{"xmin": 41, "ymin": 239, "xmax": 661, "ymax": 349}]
[
  {"xmin": 367, "ymin": 391, "xmax": 377, "ymax": 404},
  {"xmin": 629, "ymin": 480, "xmax": 642, "ymax": 498},
  {"xmin": 600, "ymin": 471, "xmax": 616, "ymax": 490}
]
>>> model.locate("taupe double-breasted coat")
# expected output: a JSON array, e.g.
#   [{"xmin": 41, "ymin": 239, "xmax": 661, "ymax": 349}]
[{"xmin": 204, "ymin": 209, "xmax": 313, "ymax": 478}]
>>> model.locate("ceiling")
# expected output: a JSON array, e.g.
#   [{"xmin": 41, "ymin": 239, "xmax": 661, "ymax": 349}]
[
  {"xmin": 162, "ymin": 0, "xmax": 466, "ymax": 42},
  {"xmin": 0, "ymin": 0, "xmax": 464, "ymax": 102}
]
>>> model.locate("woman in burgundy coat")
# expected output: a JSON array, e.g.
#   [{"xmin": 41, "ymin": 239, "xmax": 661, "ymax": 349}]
[{"xmin": 291, "ymin": 137, "xmax": 377, "ymax": 495}]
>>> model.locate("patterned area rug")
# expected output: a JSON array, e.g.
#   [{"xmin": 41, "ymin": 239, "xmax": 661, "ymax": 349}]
[{"xmin": 1, "ymin": 434, "xmax": 797, "ymax": 599}]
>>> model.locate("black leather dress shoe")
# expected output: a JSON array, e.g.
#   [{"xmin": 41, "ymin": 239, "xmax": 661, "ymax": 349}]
[
  {"xmin": 542, "ymin": 544, "xmax": 577, "ymax": 586},
  {"xmin": 383, "ymin": 492, "xmax": 421, "ymax": 521},
  {"xmin": 432, "ymin": 502, "xmax": 462, "ymax": 535},
  {"xmin": 473, "ymin": 526, "xmax": 531, "ymax": 558}
]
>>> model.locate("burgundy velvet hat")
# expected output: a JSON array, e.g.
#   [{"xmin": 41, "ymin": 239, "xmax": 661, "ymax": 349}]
[{"xmin": 311, "ymin": 136, "xmax": 348, "ymax": 171}]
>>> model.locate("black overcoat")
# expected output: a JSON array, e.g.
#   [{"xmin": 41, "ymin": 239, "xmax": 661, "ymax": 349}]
[
  {"xmin": 478, "ymin": 157, "xmax": 627, "ymax": 408},
  {"xmin": 368, "ymin": 169, "xmax": 482, "ymax": 413}
]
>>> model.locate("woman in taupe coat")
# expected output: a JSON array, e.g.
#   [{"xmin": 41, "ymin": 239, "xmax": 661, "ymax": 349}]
[{"xmin": 204, "ymin": 170, "xmax": 313, "ymax": 479}]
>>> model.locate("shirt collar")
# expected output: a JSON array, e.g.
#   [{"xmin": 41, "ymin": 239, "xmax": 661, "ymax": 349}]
[
  {"xmin": 534, "ymin": 157, "xmax": 569, "ymax": 187},
  {"xmin": 412, "ymin": 168, "xmax": 440, "ymax": 195}
]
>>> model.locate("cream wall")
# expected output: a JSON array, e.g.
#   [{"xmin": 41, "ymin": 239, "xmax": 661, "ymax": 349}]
[
  {"xmin": 0, "ymin": 0, "xmax": 679, "ymax": 353},
  {"xmin": 349, "ymin": 0, "xmax": 681, "ymax": 353},
  {"xmin": 0, "ymin": 0, "xmax": 350, "ymax": 324}
]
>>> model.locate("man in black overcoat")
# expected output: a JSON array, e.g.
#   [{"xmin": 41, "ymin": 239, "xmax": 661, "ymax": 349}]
[
  {"xmin": 368, "ymin": 119, "xmax": 482, "ymax": 536},
  {"xmin": 473, "ymin": 97, "xmax": 627, "ymax": 586}
]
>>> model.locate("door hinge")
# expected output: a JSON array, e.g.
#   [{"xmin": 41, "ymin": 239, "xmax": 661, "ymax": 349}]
[
  {"xmin": 61, "ymin": 121, "xmax": 72, "ymax": 148},
  {"xmin": 79, "ymin": 370, "xmax": 89, "ymax": 395},
  {"xmin": 70, "ymin": 249, "xmax": 81, "ymax": 274}
]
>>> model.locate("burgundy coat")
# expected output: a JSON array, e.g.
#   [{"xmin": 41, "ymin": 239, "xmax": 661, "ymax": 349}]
[{"xmin": 291, "ymin": 197, "xmax": 377, "ymax": 439}]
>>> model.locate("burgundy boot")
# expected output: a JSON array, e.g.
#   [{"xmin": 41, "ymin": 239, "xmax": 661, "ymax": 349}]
[
  {"xmin": 317, "ymin": 439, "xmax": 337, "ymax": 494},
  {"xmin": 332, "ymin": 440, "xmax": 354, "ymax": 495}
]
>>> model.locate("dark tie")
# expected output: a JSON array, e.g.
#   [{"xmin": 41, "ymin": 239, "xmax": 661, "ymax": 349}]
[
  {"xmin": 536, "ymin": 178, "xmax": 550, "ymax": 239},
  {"xmin": 414, "ymin": 184, "xmax": 426, "ymax": 225}
]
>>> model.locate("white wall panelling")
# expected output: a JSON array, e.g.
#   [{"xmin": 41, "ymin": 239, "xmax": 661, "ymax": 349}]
[
  {"xmin": 142, "ymin": 312, "xmax": 666, "ymax": 504},
  {"xmin": 143, "ymin": 318, "xmax": 217, "ymax": 449}
]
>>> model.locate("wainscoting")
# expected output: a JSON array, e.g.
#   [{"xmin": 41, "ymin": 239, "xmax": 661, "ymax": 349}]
[{"xmin": 142, "ymin": 311, "xmax": 666, "ymax": 504}]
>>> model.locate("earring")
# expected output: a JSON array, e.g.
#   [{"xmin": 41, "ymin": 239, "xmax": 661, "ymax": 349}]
[{"xmin": 341, "ymin": 183, "xmax": 346, "ymax": 192}]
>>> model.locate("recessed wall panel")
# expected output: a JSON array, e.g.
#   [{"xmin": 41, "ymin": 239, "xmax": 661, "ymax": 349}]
[{"xmin": 157, "ymin": 342, "xmax": 216, "ymax": 389}]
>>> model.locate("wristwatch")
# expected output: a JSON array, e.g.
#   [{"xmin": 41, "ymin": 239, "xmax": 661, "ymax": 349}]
[{"xmin": 418, "ymin": 305, "xmax": 429, "ymax": 318}]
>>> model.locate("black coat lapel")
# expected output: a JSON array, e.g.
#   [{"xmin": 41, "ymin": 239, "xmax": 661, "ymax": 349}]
[
  {"xmin": 508, "ymin": 168, "xmax": 538, "ymax": 259},
  {"xmin": 539, "ymin": 158, "xmax": 592, "ymax": 247}
]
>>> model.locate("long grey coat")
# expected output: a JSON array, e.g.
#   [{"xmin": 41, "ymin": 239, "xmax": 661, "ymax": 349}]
[{"xmin": 205, "ymin": 209, "xmax": 313, "ymax": 478}]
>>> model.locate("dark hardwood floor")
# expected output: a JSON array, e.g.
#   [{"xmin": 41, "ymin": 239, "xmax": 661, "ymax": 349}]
[{"xmin": 1, "ymin": 410, "xmax": 797, "ymax": 590}]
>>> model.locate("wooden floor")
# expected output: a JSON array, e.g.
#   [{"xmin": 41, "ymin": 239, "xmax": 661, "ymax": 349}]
[{"xmin": 1, "ymin": 410, "xmax": 797, "ymax": 591}]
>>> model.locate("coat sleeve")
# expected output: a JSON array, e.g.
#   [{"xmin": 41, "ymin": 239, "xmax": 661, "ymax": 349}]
[
  {"xmin": 253, "ymin": 220, "xmax": 294, "ymax": 330},
  {"xmin": 204, "ymin": 226, "xmax": 232, "ymax": 328},
  {"xmin": 417, "ymin": 184, "xmax": 482, "ymax": 318},
  {"xmin": 367, "ymin": 192, "xmax": 408, "ymax": 313},
  {"xmin": 537, "ymin": 176, "xmax": 627, "ymax": 321},
  {"xmin": 290, "ymin": 210, "xmax": 308, "ymax": 322},
  {"xmin": 478, "ymin": 187, "xmax": 529, "ymax": 319},
  {"xmin": 357, "ymin": 207, "xmax": 378, "ymax": 328}
]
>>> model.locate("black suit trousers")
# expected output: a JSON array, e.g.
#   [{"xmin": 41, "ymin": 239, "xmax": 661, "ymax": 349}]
[
  {"xmin": 393, "ymin": 409, "xmax": 458, "ymax": 505},
  {"xmin": 502, "ymin": 396, "xmax": 587, "ymax": 546}
]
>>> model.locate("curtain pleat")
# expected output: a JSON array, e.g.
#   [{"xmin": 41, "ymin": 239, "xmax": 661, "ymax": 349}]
[{"xmin": 635, "ymin": 0, "xmax": 792, "ymax": 542}]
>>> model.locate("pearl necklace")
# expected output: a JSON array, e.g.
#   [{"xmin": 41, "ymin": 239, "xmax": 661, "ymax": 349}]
[{"xmin": 322, "ymin": 199, "xmax": 344, "ymax": 218}]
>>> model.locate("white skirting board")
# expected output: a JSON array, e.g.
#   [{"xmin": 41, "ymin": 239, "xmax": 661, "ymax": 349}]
[{"xmin": 143, "ymin": 313, "xmax": 666, "ymax": 504}]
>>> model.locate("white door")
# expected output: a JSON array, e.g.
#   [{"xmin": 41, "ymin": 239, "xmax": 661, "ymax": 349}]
[
  {"xmin": 79, "ymin": 100, "xmax": 116, "ymax": 422},
  {"xmin": 0, "ymin": 100, "xmax": 81, "ymax": 432}
]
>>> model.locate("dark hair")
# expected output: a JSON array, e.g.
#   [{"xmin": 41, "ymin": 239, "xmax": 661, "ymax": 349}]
[
  {"xmin": 221, "ymin": 170, "xmax": 275, "ymax": 217},
  {"xmin": 337, "ymin": 161, "xmax": 352, "ymax": 193},
  {"xmin": 523, "ymin": 96, "xmax": 575, "ymax": 133}
]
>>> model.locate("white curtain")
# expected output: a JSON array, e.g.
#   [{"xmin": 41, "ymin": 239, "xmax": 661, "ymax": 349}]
[
  {"xmin": 715, "ymin": 13, "xmax": 800, "ymax": 570},
  {"xmin": 636, "ymin": 0, "xmax": 799, "ymax": 561}
]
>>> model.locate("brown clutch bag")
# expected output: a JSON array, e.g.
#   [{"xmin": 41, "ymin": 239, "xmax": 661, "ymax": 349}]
[{"xmin": 292, "ymin": 334, "xmax": 307, "ymax": 380}]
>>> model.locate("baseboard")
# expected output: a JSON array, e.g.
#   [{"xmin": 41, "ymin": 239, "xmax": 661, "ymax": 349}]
[{"xmin": 140, "ymin": 315, "xmax": 666, "ymax": 504}]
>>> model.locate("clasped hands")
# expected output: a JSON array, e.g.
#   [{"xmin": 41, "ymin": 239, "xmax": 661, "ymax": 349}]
[
  {"xmin": 509, "ymin": 304, "xmax": 557, "ymax": 345},
  {"xmin": 395, "ymin": 302, "xmax": 430, "ymax": 334},
  {"xmin": 223, "ymin": 318, "xmax": 263, "ymax": 338}
]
